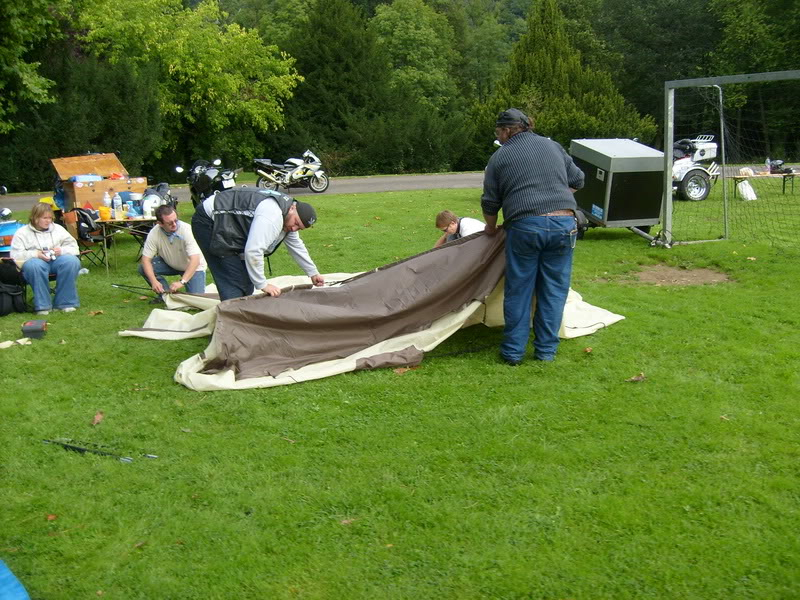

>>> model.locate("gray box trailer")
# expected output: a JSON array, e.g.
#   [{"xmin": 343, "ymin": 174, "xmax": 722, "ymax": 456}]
[{"xmin": 570, "ymin": 139, "xmax": 664, "ymax": 231}]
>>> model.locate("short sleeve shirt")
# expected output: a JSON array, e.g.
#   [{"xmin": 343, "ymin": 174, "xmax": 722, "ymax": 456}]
[{"xmin": 142, "ymin": 220, "xmax": 206, "ymax": 271}]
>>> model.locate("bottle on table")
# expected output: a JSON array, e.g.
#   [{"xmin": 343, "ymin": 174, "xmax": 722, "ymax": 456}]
[
  {"xmin": 112, "ymin": 193, "xmax": 123, "ymax": 219},
  {"xmin": 99, "ymin": 191, "xmax": 112, "ymax": 220}
]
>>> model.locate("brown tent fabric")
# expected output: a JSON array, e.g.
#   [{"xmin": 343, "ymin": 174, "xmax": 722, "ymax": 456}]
[
  {"xmin": 120, "ymin": 232, "xmax": 625, "ymax": 390},
  {"xmin": 203, "ymin": 231, "xmax": 507, "ymax": 379}
]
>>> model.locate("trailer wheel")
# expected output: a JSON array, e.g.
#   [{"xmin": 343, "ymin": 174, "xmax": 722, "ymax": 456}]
[{"xmin": 676, "ymin": 169, "xmax": 710, "ymax": 201}]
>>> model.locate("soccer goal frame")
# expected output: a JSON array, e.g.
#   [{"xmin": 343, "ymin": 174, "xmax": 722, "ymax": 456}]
[{"xmin": 659, "ymin": 69, "xmax": 800, "ymax": 247}]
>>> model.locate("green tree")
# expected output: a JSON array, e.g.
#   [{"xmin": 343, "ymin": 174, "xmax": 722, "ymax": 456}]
[
  {"xmin": 220, "ymin": 0, "xmax": 307, "ymax": 49},
  {"xmin": 369, "ymin": 0, "xmax": 459, "ymax": 110},
  {"xmin": 709, "ymin": 0, "xmax": 780, "ymax": 74},
  {"xmin": 461, "ymin": 13, "xmax": 509, "ymax": 102},
  {"xmin": 345, "ymin": 85, "xmax": 468, "ymax": 174},
  {"xmin": 77, "ymin": 0, "xmax": 301, "ymax": 162},
  {"xmin": 466, "ymin": 0, "xmax": 655, "ymax": 168},
  {"xmin": 430, "ymin": 0, "xmax": 513, "ymax": 104},
  {"xmin": 593, "ymin": 0, "xmax": 721, "ymax": 123},
  {"xmin": 0, "ymin": 42, "xmax": 163, "ymax": 192},
  {"xmin": 0, "ymin": 0, "xmax": 66, "ymax": 132},
  {"xmin": 708, "ymin": 0, "xmax": 800, "ymax": 160},
  {"xmin": 349, "ymin": 0, "xmax": 390, "ymax": 16},
  {"xmin": 770, "ymin": 0, "xmax": 800, "ymax": 70},
  {"xmin": 557, "ymin": 0, "xmax": 621, "ymax": 75},
  {"xmin": 273, "ymin": 0, "xmax": 466, "ymax": 175},
  {"xmin": 276, "ymin": 0, "xmax": 391, "ymax": 159}
]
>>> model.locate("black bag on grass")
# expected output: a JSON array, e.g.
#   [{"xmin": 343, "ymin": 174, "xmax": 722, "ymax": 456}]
[
  {"xmin": 0, "ymin": 282, "xmax": 26, "ymax": 316},
  {"xmin": 0, "ymin": 258, "xmax": 25, "ymax": 286}
]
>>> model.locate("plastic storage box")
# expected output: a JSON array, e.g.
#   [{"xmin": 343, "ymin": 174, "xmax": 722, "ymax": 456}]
[{"xmin": 570, "ymin": 139, "xmax": 664, "ymax": 228}]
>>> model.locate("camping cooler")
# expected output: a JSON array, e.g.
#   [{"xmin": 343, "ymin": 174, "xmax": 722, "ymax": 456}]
[{"xmin": 570, "ymin": 139, "xmax": 664, "ymax": 228}]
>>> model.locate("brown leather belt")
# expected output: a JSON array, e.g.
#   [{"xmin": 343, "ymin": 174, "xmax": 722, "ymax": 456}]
[{"xmin": 540, "ymin": 210, "xmax": 574, "ymax": 217}]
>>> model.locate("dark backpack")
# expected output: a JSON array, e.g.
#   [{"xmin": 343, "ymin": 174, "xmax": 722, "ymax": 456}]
[
  {"xmin": 0, "ymin": 282, "xmax": 26, "ymax": 316},
  {"xmin": 72, "ymin": 208, "xmax": 100, "ymax": 241}
]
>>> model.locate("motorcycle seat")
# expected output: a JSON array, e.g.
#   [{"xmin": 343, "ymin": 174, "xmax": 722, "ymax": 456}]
[{"xmin": 253, "ymin": 158, "xmax": 285, "ymax": 169}]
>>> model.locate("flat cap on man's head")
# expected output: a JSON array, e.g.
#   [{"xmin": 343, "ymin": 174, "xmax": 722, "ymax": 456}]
[
  {"xmin": 495, "ymin": 108, "xmax": 530, "ymax": 128},
  {"xmin": 294, "ymin": 201, "xmax": 317, "ymax": 228}
]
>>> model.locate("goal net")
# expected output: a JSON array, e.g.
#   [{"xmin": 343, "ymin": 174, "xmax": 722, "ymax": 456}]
[{"xmin": 661, "ymin": 71, "xmax": 800, "ymax": 249}]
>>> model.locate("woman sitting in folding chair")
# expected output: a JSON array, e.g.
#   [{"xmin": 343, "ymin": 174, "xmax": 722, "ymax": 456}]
[{"xmin": 10, "ymin": 203, "xmax": 81, "ymax": 315}]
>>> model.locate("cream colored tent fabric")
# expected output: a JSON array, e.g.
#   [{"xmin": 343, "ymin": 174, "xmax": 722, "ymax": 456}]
[{"xmin": 121, "ymin": 233, "xmax": 624, "ymax": 390}]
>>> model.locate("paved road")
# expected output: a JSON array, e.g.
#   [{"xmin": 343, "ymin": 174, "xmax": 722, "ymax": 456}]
[
  {"xmin": 0, "ymin": 173, "xmax": 485, "ymax": 212},
  {"xmin": 6, "ymin": 165, "xmax": 789, "ymax": 213}
]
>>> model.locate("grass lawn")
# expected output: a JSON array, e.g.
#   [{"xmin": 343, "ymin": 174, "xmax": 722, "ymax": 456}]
[{"xmin": 1, "ymin": 188, "xmax": 799, "ymax": 599}]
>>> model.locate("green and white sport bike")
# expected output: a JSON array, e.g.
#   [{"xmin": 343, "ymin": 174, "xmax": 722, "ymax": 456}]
[{"xmin": 253, "ymin": 149, "xmax": 330, "ymax": 193}]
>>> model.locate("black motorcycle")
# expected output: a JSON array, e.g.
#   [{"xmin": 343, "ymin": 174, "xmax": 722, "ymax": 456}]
[{"xmin": 176, "ymin": 159, "xmax": 240, "ymax": 208}]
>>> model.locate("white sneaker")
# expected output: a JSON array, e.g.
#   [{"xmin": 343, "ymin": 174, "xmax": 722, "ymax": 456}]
[
  {"xmin": 36, "ymin": 310, "xmax": 50, "ymax": 316},
  {"xmin": 60, "ymin": 307, "xmax": 77, "ymax": 313}
]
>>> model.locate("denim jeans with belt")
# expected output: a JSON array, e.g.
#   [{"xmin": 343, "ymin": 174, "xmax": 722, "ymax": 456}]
[
  {"xmin": 191, "ymin": 209, "xmax": 254, "ymax": 301},
  {"xmin": 501, "ymin": 215, "xmax": 576, "ymax": 362}
]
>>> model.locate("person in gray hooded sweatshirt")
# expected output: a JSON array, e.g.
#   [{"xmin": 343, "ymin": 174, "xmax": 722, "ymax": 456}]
[{"xmin": 10, "ymin": 203, "xmax": 80, "ymax": 315}]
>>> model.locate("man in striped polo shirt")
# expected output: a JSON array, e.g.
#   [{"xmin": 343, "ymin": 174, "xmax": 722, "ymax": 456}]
[{"xmin": 481, "ymin": 108, "xmax": 585, "ymax": 366}]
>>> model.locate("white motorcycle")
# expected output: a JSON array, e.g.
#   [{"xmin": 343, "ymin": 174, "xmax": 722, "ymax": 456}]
[
  {"xmin": 672, "ymin": 135, "xmax": 721, "ymax": 201},
  {"xmin": 252, "ymin": 149, "xmax": 330, "ymax": 193}
]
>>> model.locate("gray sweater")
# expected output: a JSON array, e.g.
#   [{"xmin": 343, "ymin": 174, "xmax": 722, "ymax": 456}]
[{"xmin": 481, "ymin": 131, "xmax": 584, "ymax": 223}]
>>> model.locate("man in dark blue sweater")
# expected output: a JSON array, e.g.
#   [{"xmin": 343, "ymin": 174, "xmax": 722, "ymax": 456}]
[{"xmin": 481, "ymin": 108, "xmax": 585, "ymax": 365}]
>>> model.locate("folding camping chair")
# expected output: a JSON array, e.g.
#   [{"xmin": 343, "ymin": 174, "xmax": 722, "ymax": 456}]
[
  {"xmin": 127, "ymin": 222, "xmax": 155, "ymax": 261},
  {"xmin": 63, "ymin": 209, "xmax": 110, "ymax": 268}
]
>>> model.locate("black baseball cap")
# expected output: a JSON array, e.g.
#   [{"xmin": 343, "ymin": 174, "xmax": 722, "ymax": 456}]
[
  {"xmin": 496, "ymin": 108, "xmax": 530, "ymax": 128},
  {"xmin": 294, "ymin": 201, "xmax": 317, "ymax": 228}
]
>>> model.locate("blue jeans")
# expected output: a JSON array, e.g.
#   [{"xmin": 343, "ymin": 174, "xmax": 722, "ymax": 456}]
[
  {"xmin": 21, "ymin": 255, "xmax": 80, "ymax": 311},
  {"xmin": 138, "ymin": 256, "xmax": 206, "ymax": 294},
  {"xmin": 501, "ymin": 216, "xmax": 576, "ymax": 362},
  {"xmin": 191, "ymin": 210, "xmax": 252, "ymax": 301}
]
